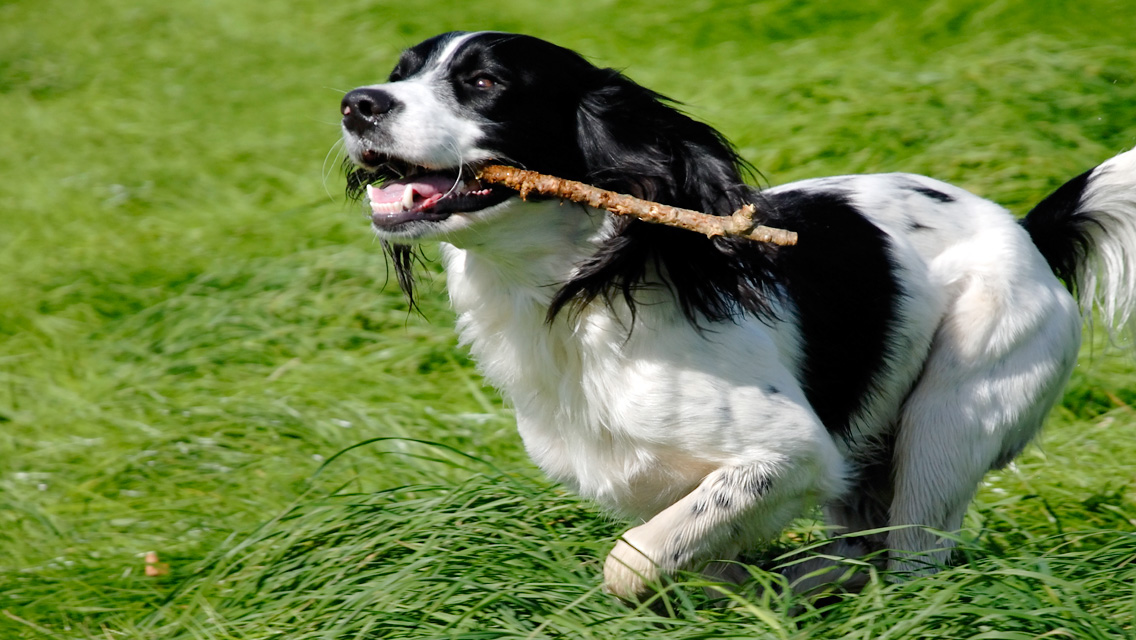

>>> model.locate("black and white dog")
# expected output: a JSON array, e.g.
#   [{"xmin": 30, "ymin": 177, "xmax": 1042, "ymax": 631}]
[{"xmin": 339, "ymin": 31, "xmax": 1136, "ymax": 599}]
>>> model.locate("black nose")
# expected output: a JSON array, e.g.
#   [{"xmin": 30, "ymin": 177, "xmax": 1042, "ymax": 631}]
[{"xmin": 341, "ymin": 88, "xmax": 397, "ymax": 134}]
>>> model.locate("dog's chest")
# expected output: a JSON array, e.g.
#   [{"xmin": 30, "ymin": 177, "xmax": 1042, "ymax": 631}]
[
  {"xmin": 454, "ymin": 287, "xmax": 709, "ymax": 516},
  {"xmin": 443, "ymin": 245, "xmax": 810, "ymax": 519}
]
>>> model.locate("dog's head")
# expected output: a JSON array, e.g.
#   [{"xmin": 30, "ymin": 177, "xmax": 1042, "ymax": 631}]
[
  {"xmin": 341, "ymin": 33, "xmax": 594, "ymax": 239},
  {"xmin": 341, "ymin": 32, "xmax": 768, "ymax": 320}
]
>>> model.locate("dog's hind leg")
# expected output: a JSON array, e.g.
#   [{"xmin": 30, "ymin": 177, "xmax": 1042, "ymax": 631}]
[{"xmin": 885, "ymin": 248, "xmax": 1081, "ymax": 575}]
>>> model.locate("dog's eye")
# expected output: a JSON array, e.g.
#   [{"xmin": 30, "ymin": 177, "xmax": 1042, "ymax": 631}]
[{"xmin": 469, "ymin": 75, "xmax": 497, "ymax": 90}]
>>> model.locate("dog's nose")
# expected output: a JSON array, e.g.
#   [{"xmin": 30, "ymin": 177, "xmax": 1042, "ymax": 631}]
[{"xmin": 341, "ymin": 88, "xmax": 397, "ymax": 133}]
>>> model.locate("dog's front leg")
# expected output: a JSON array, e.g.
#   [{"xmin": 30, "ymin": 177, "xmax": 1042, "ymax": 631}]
[{"xmin": 603, "ymin": 459, "xmax": 832, "ymax": 602}]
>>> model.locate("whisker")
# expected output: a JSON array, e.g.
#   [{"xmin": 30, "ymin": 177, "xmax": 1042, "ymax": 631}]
[
  {"xmin": 322, "ymin": 139, "xmax": 347, "ymax": 201},
  {"xmin": 443, "ymin": 141, "xmax": 466, "ymax": 198}
]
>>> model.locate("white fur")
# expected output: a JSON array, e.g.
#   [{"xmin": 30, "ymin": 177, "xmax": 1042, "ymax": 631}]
[{"xmin": 1075, "ymin": 150, "xmax": 1136, "ymax": 332}]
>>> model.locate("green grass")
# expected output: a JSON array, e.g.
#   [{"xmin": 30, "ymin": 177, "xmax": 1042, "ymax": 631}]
[{"xmin": 2, "ymin": 0, "xmax": 1136, "ymax": 637}]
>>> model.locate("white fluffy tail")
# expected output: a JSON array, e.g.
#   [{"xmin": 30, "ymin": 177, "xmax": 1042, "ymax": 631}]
[{"xmin": 1022, "ymin": 147, "xmax": 1136, "ymax": 335}]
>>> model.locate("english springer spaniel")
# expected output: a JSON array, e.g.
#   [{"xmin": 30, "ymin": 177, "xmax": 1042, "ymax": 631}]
[{"xmin": 339, "ymin": 31, "xmax": 1136, "ymax": 600}]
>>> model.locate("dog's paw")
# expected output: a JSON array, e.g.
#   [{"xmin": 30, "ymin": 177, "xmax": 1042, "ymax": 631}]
[{"xmin": 603, "ymin": 533, "xmax": 666, "ymax": 602}]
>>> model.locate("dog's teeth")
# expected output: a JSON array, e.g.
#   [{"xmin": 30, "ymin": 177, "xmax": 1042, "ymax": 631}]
[{"xmin": 402, "ymin": 186, "xmax": 417, "ymax": 210}]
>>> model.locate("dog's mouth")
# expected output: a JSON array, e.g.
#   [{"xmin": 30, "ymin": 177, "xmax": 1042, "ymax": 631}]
[{"xmin": 352, "ymin": 158, "xmax": 514, "ymax": 230}]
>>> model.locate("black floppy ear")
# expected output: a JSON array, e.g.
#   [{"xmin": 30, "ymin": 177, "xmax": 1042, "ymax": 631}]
[
  {"xmin": 574, "ymin": 70, "xmax": 751, "ymax": 215},
  {"xmin": 551, "ymin": 70, "xmax": 771, "ymax": 324}
]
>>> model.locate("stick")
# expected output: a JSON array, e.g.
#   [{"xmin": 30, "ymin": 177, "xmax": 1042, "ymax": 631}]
[{"xmin": 476, "ymin": 165, "xmax": 798, "ymax": 246}]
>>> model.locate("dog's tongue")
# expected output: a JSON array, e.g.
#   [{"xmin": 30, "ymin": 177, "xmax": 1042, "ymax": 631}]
[{"xmin": 366, "ymin": 175, "xmax": 456, "ymax": 211}]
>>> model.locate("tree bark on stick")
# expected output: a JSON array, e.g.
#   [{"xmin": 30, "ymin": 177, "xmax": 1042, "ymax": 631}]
[{"xmin": 476, "ymin": 165, "xmax": 798, "ymax": 247}]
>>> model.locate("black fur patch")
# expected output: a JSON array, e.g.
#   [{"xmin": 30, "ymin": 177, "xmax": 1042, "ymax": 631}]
[
  {"xmin": 910, "ymin": 186, "xmax": 955, "ymax": 203},
  {"xmin": 712, "ymin": 491, "xmax": 733, "ymax": 510},
  {"xmin": 1021, "ymin": 168, "xmax": 1097, "ymax": 294},
  {"xmin": 762, "ymin": 189, "xmax": 902, "ymax": 437},
  {"xmin": 543, "ymin": 70, "xmax": 772, "ymax": 324}
]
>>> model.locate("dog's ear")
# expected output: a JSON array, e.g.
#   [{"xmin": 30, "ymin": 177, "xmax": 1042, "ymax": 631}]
[
  {"xmin": 575, "ymin": 71, "xmax": 750, "ymax": 215},
  {"xmin": 552, "ymin": 71, "xmax": 773, "ymax": 325}
]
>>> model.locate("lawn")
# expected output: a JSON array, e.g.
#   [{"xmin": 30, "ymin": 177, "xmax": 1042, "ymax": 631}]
[{"xmin": 1, "ymin": 0, "xmax": 1135, "ymax": 637}]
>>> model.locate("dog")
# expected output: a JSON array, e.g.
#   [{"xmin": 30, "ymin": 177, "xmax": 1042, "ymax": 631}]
[{"xmin": 339, "ymin": 31, "xmax": 1136, "ymax": 600}]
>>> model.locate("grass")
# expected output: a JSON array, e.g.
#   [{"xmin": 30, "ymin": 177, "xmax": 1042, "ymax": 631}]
[{"xmin": 1, "ymin": 0, "xmax": 1135, "ymax": 637}]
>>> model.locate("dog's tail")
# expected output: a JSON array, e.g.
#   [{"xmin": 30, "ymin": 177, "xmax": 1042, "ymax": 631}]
[{"xmin": 1021, "ymin": 147, "xmax": 1136, "ymax": 334}]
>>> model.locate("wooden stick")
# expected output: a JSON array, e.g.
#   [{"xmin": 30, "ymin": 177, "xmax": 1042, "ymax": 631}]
[{"xmin": 476, "ymin": 165, "xmax": 798, "ymax": 247}]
